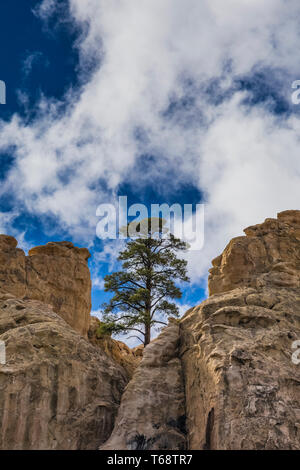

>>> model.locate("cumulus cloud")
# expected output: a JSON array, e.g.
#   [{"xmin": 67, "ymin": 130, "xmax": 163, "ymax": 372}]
[{"xmin": 1, "ymin": 0, "xmax": 300, "ymax": 285}]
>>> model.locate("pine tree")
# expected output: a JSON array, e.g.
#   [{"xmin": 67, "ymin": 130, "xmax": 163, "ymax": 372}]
[{"xmin": 99, "ymin": 217, "xmax": 190, "ymax": 346}]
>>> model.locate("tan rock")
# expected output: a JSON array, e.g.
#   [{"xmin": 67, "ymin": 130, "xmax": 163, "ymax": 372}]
[
  {"xmin": 208, "ymin": 210, "xmax": 300, "ymax": 295},
  {"xmin": 0, "ymin": 297, "xmax": 128, "ymax": 450},
  {"xmin": 26, "ymin": 241, "xmax": 92, "ymax": 337},
  {"xmin": 100, "ymin": 321, "xmax": 187, "ymax": 450},
  {"xmin": 132, "ymin": 344, "xmax": 144, "ymax": 358},
  {"xmin": 180, "ymin": 210, "xmax": 300, "ymax": 449},
  {"xmin": 0, "ymin": 235, "xmax": 26, "ymax": 298},
  {"xmin": 88, "ymin": 317, "xmax": 142, "ymax": 379},
  {"xmin": 0, "ymin": 237, "xmax": 92, "ymax": 337}
]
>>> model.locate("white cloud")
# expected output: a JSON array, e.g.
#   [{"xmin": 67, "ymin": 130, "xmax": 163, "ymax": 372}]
[
  {"xmin": 0, "ymin": 0, "xmax": 300, "ymax": 285},
  {"xmin": 92, "ymin": 276, "xmax": 105, "ymax": 291}
]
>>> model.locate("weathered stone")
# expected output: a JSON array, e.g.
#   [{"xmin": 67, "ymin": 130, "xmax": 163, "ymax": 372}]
[
  {"xmin": 208, "ymin": 210, "xmax": 300, "ymax": 295},
  {"xmin": 0, "ymin": 235, "xmax": 26, "ymax": 298},
  {"xmin": 26, "ymin": 241, "xmax": 92, "ymax": 337},
  {"xmin": 2, "ymin": 210, "xmax": 300, "ymax": 450},
  {"xmin": 0, "ymin": 297, "xmax": 128, "ymax": 450},
  {"xmin": 101, "ymin": 320, "xmax": 187, "ymax": 450},
  {"xmin": 0, "ymin": 237, "xmax": 92, "ymax": 336},
  {"xmin": 180, "ymin": 210, "xmax": 300, "ymax": 450},
  {"xmin": 88, "ymin": 317, "xmax": 142, "ymax": 379}
]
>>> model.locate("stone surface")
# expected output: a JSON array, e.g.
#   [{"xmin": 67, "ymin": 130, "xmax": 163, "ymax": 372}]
[
  {"xmin": 0, "ymin": 295, "xmax": 128, "ymax": 450},
  {"xmin": 208, "ymin": 210, "xmax": 300, "ymax": 295},
  {"xmin": 88, "ymin": 317, "xmax": 142, "ymax": 379},
  {"xmin": 180, "ymin": 210, "xmax": 300, "ymax": 450},
  {"xmin": 26, "ymin": 241, "xmax": 92, "ymax": 337},
  {"xmin": 2, "ymin": 211, "xmax": 300, "ymax": 450},
  {"xmin": 0, "ymin": 235, "xmax": 26, "ymax": 298},
  {"xmin": 101, "ymin": 320, "xmax": 187, "ymax": 450},
  {"xmin": 0, "ymin": 237, "xmax": 92, "ymax": 336}
]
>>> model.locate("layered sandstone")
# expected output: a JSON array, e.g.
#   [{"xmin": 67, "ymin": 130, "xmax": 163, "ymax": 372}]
[
  {"xmin": 0, "ymin": 294, "xmax": 128, "ymax": 450},
  {"xmin": 180, "ymin": 210, "xmax": 300, "ymax": 449},
  {"xmin": 0, "ymin": 238, "xmax": 91, "ymax": 336},
  {"xmin": 101, "ymin": 320, "xmax": 187, "ymax": 450}
]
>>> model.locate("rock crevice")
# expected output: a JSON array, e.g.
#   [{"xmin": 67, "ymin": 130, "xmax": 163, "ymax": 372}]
[{"xmin": 100, "ymin": 320, "xmax": 187, "ymax": 450}]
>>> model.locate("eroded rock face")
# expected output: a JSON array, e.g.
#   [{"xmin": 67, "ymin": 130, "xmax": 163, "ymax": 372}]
[
  {"xmin": 208, "ymin": 210, "xmax": 300, "ymax": 295},
  {"xmin": 0, "ymin": 295, "xmax": 128, "ymax": 450},
  {"xmin": 0, "ymin": 235, "xmax": 26, "ymax": 298},
  {"xmin": 88, "ymin": 317, "xmax": 142, "ymax": 379},
  {"xmin": 26, "ymin": 242, "xmax": 92, "ymax": 337},
  {"xmin": 180, "ymin": 210, "xmax": 300, "ymax": 449},
  {"xmin": 2, "ymin": 210, "xmax": 300, "ymax": 450},
  {"xmin": 0, "ymin": 237, "xmax": 92, "ymax": 336},
  {"xmin": 101, "ymin": 321, "xmax": 187, "ymax": 450}
]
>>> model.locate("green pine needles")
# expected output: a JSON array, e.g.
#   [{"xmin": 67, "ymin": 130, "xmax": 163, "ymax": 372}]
[{"xmin": 99, "ymin": 217, "xmax": 190, "ymax": 346}]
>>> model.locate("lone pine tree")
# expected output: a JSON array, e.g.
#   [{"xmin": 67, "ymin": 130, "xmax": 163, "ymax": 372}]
[{"xmin": 99, "ymin": 217, "xmax": 190, "ymax": 346}]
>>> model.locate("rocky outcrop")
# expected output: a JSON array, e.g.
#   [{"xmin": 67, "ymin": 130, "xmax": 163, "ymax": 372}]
[
  {"xmin": 88, "ymin": 317, "xmax": 142, "ymax": 379},
  {"xmin": 208, "ymin": 210, "xmax": 300, "ymax": 295},
  {"xmin": 0, "ymin": 294, "xmax": 128, "ymax": 450},
  {"xmin": 101, "ymin": 320, "xmax": 187, "ymax": 450},
  {"xmin": 180, "ymin": 210, "xmax": 300, "ymax": 449},
  {"xmin": 26, "ymin": 242, "xmax": 91, "ymax": 337},
  {"xmin": 0, "ymin": 235, "xmax": 26, "ymax": 298},
  {"xmin": 100, "ymin": 210, "xmax": 300, "ymax": 451},
  {"xmin": 0, "ymin": 238, "xmax": 91, "ymax": 336},
  {"xmin": 180, "ymin": 285, "xmax": 300, "ymax": 449},
  {"xmin": 2, "ymin": 210, "xmax": 300, "ymax": 450}
]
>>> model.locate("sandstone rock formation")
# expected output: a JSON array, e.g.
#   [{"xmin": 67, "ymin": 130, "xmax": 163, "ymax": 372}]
[
  {"xmin": 1, "ymin": 210, "xmax": 300, "ymax": 450},
  {"xmin": 88, "ymin": 316, "xmax": 142, "ymax": 379},
  {"xmin": 0, "ymin": 235, "xmax": 26, "ymax": 298},
  {"xmin": 101, "ymin": 320, "xmax": 187, "ymax": 450},
  {"xmin": 26, "ymin": 242, "xmax": 91, "ymax": 337},
  {"xmin": 0, "ymin": 238, "xmax": 91, "ymax": 336},
  {"xmin": 0, "ymin": 294, "xmax": 128, "ymax": 450},
  {"xmin": 180, "ymin": 210, "xmax": 300, "ymax": 449},
  {"xmin": 208, "ymin": 210, "xmax": 300, "ymax": 295},
  {"xmin": 100, "ymin": 210, "xmax": 300, "ymax": 450}
]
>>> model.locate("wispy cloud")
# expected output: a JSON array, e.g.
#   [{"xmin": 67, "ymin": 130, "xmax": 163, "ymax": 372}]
[{"xmin": 1, "ymin": 0, "xmax": 300, "ymax": 286}]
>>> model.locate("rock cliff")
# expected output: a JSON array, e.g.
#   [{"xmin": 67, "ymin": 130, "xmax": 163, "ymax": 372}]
[
  {"xmin": 0, "ymin": 294, "xmax": 128, "ymax": 449},
  {"xmin": 181, "ymin": 210, "xmax": 300, "ymax": 449},
  {"xmin": 88, "ymin": 316, "xmax": 142, "ymax": 379},
  {"xmin": 0, "ymin": 237, "xmax": 91, "ymax": 337},
  {"xmin": 100, "ymin": 320, "xmax": 187, "ymax": 450},
  {"xmin": 0, "ymin": 238, "xmax": 136, "ymax": 450},
  {"xmin": 101, "ymin": 210, "xmax": 300, "ymax": 450},
  {"xmin": 26, "ymin": 242, "xmax": 91, "ymax": 337},
  {"xmin": 1, "ymin": 210, "xmax": 300, "ymax": 450}
]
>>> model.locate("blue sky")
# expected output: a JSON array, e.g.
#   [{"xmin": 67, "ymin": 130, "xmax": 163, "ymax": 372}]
[{"xmin": 0, "ymin": 1, "xmax": 300, "ymax": 343}]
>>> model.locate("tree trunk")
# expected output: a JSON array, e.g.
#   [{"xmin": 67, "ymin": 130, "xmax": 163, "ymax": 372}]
[{"xmin": 144, "ymin": 322, "xmax": 151, "ymax": 346}]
